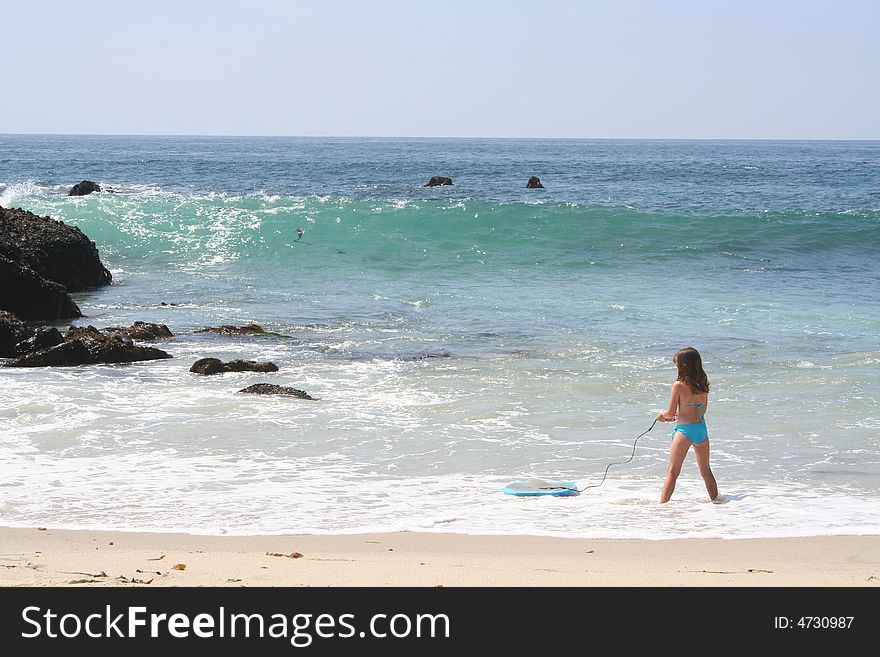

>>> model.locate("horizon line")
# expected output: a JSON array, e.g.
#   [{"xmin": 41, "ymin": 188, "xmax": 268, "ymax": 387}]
[{"xmin": 2, "ymin": 132, "xmax": 878, "ymax": 142}]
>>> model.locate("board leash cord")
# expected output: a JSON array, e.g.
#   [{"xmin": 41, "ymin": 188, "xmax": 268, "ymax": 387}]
[{"xmin": 573, "ymin": 418, "xmax": 658, "ymax": 493}]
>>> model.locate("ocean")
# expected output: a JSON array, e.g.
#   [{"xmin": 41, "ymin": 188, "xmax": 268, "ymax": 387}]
[{"xmin": 1, "ymin": 135, "xmax": 878, "ymax": 539}]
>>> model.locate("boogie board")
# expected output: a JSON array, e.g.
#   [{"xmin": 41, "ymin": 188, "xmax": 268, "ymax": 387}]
[{"xmin": 503, "ymin": 480, "xmax": 579, "ymax": 497}]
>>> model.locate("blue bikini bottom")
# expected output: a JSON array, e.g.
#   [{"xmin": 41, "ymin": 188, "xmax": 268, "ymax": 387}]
[{"xmin": 672, "ymin": 419, "xmax": 708, "ymax": 445}]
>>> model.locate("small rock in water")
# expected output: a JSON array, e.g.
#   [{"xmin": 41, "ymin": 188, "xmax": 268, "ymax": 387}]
[
  {"xmin": 238, "ymin": 383, "xmax": 314, "ymax": 399},
  {"xmin": 190, "ymin": 358, "xmax": 279, "ymax": 375},
  {"xmin": 425, "ymin": 176, "xmax": 453, "ymax": 187},
  {"xmin": 526, "ymin": 176, "xmax": 544, "ymax": 189},
  {"xmin": 189, "ymin": 357, "xmax": 227, "ymax": 375},
  {"xmin": 68, "ymin": 180, "xmax": 101, "ymax": 196}
]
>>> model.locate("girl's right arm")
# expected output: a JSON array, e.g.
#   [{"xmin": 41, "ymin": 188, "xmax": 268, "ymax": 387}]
[{"xmin": 657, "ymin": 382, "xmax": 679, "ymax": 422}]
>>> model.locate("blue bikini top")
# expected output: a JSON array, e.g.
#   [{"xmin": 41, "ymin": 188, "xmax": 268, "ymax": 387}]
[{"xmin": 679, "ymin": 401, "xmax": 706, "ymax": 419}]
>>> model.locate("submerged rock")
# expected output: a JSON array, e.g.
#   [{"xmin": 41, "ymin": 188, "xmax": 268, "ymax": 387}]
[
  {"xmin": 68, "ymin": 180, "xmax": 101, "ymax": 196},
  {"xmin": 195, "ymin": 323, "xmax": 291, "ymax": 339},
  {"xmin": 425, "ymin": 176, "xmax": 453, "ymax": 187},
  {"xmin": 190, "ymin": 357, "xmax": 278, "ymax": 375},
  {"xmin": 225, "ymin": 359, "xmax": 279, "ymax": 372},
  {"xmin": 196, "ymin": 324, "xmax": 267, "ymax": 335},
  {"xmin": 238, "ymin": 383, "xmax": 314, "ymax": 399},
  {"xmin": 526, "ymin": 176, "xmax": 545, "ymax": 189},
  {"xmin": 397, "ymin": 350, "xmax": 452, "ymax": 361},
  {"xmin": 5, "ymin": 324, "xmax": 171, "ymax": 367}
]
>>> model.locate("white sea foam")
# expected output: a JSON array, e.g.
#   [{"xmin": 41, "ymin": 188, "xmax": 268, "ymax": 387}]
[
  {"xmin": 1, "ymin": 444, "xmax": 877, "ymax": 539},
  {"xmin": 2, "ymin": 336, "xmax": 878, "ymax": 539},
  {"xmin": 0, "ymin": 180, "xmax": 45, "ymax": 206}
]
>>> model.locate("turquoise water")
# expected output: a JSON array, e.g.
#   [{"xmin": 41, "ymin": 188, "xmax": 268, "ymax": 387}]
[{"xmin": 1, "ymin": 136, "xmax": 879, "ymax": 538}]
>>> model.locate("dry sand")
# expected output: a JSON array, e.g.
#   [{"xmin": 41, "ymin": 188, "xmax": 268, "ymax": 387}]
[{"xmin": 1, "ymin": 527, "xmax": 878, "ymax": 587}]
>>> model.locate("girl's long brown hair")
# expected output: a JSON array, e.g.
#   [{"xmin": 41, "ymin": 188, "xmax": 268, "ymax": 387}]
[{"xmin": 674, "ymin": 347, "xmax": 710, "ymax": 394}]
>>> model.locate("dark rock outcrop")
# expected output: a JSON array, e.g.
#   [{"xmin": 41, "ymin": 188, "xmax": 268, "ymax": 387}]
[
  {"xmin": 0, "ymin": 254, "xmax": 82, "ymax": 320},
  {"xmin": 190, "ymin": 357, "xmax": 278, "ymax": 375},
  {"xmin": 5, "ymin": 325, "xmax": 171, "ymax": 368},
  {"xmin": 0, "ymin": 310, "xmax": 33, "ymax": 356},
  {"xmin": 10, "ymin": 339, "xmax": 94, "ymax": 367},
  {"xmin": 526, "ymin": 176, "xmax": 544, "ymax": 189},
  {"xmin": 196, "ymin": 324, "xmax": 267, "ymax": 335},
  {"xmin": 64, "ymin": 325, "xmax": 105, "ymax": 341},
  {"xmin": 0, "ymin": 206, "xmax": 112, "ymax": 291},
  {"xmin": 0, "ymin": 205, "xmax": 112, "ymax": 320},
  {"xmin": 16, "ymin": 327, "xmax": 64, "ymax": 356},
  {"xmin": 425, "ymin": 176, "xmax": 453, "ymax": 187},
  {"xmin": 105, "ymin": 321, "xmax": 173, "ymax": 341},
  {"xmin": 68, "ymin": 180, "xmax": 101, "ymax": 196},
  {"xmin": 238, "ymin": 383, "xmax": 314, "ymax": 399}
]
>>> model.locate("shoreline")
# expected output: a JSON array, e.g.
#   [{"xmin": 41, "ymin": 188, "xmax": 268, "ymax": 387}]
[{"xmin": 1, "ymin": 527, "xmax": 877, "ymax": 587}]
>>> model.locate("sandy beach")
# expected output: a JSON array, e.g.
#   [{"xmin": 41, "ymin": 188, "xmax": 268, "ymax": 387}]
[{"xmin": 1, "ymin": 527, "xmax": 877, "ymax": 587}]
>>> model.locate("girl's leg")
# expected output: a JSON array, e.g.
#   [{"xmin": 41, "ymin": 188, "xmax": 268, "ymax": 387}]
[
  {"xmin": 660, "ymin": 433, "xmax": 691, "ymax": 503},
  {"xmin": 692, "ymin": 439, "xmax": 719, "ymax": 501}
]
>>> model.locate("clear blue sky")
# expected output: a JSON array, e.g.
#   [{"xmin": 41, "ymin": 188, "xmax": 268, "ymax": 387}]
[{"xmin": 3, "ymin": 0, "xmax": 878, "ymax": 138}]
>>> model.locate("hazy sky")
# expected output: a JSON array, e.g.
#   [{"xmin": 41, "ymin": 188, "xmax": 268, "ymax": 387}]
[{"xmin": 3, "ymin": 0, "xmax": 878, "ymax": 138}]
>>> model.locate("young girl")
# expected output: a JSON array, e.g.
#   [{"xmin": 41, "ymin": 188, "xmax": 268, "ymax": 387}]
[{"xmin": 656, "ymin": 346, "xmax": 720, "ymax": 503}]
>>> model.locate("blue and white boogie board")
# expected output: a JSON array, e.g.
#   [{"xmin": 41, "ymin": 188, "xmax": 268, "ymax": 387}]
[{"xmin": 503, "ymin": 480, "xmax": 579, "ymax": 497}]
